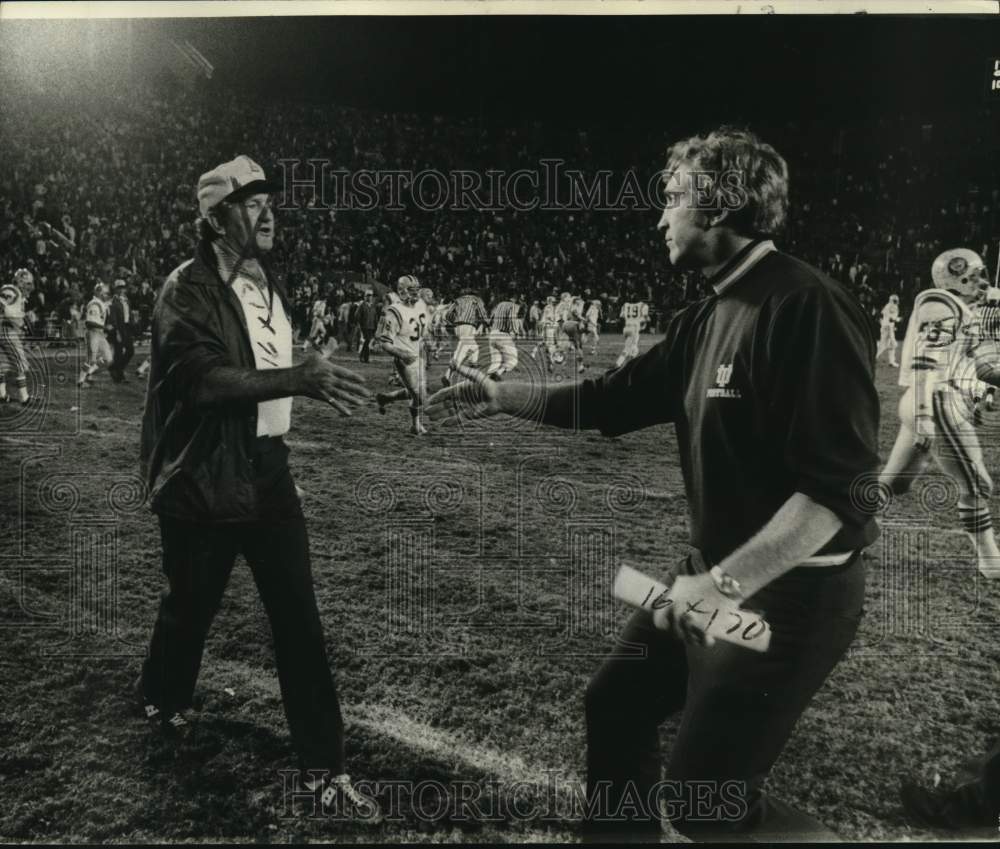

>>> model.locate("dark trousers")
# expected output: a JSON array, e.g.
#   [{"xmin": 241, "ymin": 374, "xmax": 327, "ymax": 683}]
[
  {"xmin": 359, "ymin": 327, "xmax": 375, "ymax": 362},
  {"xmin": 583, "ymin": 553, "xmax": 865, "ymax": 842},
  {"xmin": 141, "ymin": 452, "xmax": 345, "ymax": 774},
  {"xmin": 110, "ymin": 330, "xmax": 134, "ymax": 380},
  {"xmin": 938, "ymin": 742, "xmax": 1000, "ymax": 825}
]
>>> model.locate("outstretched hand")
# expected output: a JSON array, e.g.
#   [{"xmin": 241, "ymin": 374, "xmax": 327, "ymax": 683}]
[
  {"xmin": 425, "ymin": 365, "xmax": 502, "ymax": 427},
  {"xmin": 299, "ymin": 352, "xmax": 371, "ymax": 416}
]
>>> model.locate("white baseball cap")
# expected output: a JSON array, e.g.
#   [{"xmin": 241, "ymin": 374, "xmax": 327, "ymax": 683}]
[{"xmin": 197, "ymin": 155, "xmax": 281, "ymax": 217}]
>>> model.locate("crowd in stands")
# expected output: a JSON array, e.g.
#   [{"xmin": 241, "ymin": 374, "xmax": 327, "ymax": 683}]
[{"xmin": 2, "ymin": 73, "xmax": 999, "ymax": 345}]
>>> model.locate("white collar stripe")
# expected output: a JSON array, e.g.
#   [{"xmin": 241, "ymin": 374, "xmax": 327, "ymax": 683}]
[{"xmin": 712, "ymin": 240, "xmax": 777, "ymax": 295}]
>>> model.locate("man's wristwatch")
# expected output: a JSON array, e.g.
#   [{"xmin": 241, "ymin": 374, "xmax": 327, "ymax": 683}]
[{"xmin": 709, "ymin": 565, "xmax": 744, "ymax": 602}]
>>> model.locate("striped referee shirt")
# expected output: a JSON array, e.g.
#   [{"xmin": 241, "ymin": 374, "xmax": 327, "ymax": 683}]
[
  {"xmin": 978, "ymin": 302, "xmax": 1000, "ymax": 341},
  {"xmin": 490, "ymin": 300, "xmax": 519, "ymax": 334},
  {"xmin": 448, "ymin": 294, "xmax": 489, "ymax": 328}
]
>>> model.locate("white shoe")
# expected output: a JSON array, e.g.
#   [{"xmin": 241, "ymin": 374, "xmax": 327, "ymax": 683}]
[
  {"xmin": 316, "ymin": 774, "xmax": 382, "ymax": 823},
  {"xmin": 977, "ymin": 556, "xmax": 1000, "ymax": 580}
]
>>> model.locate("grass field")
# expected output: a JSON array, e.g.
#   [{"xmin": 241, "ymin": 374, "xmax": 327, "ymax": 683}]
[{"xmin": 2, "ymin": 331, "xmax": 1000, "ymax": 843}]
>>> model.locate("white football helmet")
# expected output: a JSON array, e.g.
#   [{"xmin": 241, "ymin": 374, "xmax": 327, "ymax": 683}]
[
  {"xmin": 93, "ymin": 282, "xmax": 110, "ymax": 299},
  {"xmin": 551, "ymin": 350, "xmax": 566, "ymax": 365},
  {"xmin": 418, "ymin": 287, "xmax": 434, "ymax": 305},
  {"xmin": 13, "ymin": 268, "xmax": 34, "ymax": 289},
  {"xmin": 0, "ymin": 285, "xmax": 19, "ymax": 309},
  {"xmin": 397, "ymin": 275, "xmax": 421, "ymax": 305},
  {"xmin": 932, "ymin": 248, "xmax": 989, "ymax": 303}
]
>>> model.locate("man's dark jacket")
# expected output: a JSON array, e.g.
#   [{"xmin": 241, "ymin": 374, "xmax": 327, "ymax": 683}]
[
  {"xmin": 140, "ymin": 240, "xmax": 292, "ymax": 522},
  {"xmin": 358, "ymin": 301, "xmax": 379, "ymax": 332},
  {"xmin": 109, "ymin": 296, "xmax": 134, "ymax": 343}
]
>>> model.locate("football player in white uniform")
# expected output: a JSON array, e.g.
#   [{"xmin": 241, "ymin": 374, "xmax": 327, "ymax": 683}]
[
  {"xmin": 616, "ymin": 297, "xmax": 649, "ymax": 368},
  {"xmin": 375, "ymin": 275, "xmax": 430, "ymax": 435},
  {"xmin": 879, "ymin": 248, "xmax": 1000, "ymax": 578},
  {"xmin": 584, "ymin": 298, "xmax": 602, "ymax": 355},
  {"xmin": 430, "ymin": 297, "xmax": 451, "ymax": 361},
  {"xmin": 304, "ymin": 293, "xmax": 329, "ymax": 353},
  {"xmin": 529, "ymin": 296, "xmax": 559, "ymax": 374},
  {"xmin": 0, "ymin": 268, "xmax": 34, "ymax": 405},
  {"xmin": 876, "ymin": 294, "xmax": 901, "ymax": 367},
  {"xmin": 560, "ymin": 295, "xmax": 588, "ymax": 375},
  {"xmin": 78, "ymin": 282, "xmax": 113, "ymax": 388}
]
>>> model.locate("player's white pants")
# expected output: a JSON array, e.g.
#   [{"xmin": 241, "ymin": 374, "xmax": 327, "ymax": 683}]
[
  {"xmin": 0, "ymin": 322, "xmax": 29, "ymax": 376},
  {"xmin": 543, "ymin": 324, "xmax": 559, "ymax": 357},
  {"xmin": 308, "ymin": 317, "xmax": 326, "ymax": 344},
  {"xmin": 619, "ymin": 324, "xmax": 640, "ymax": 362},
  {"xmin": 881, "ymin": 385, "xmax": 992, "ymax": 503},
  {"xmin": 586, "ymin": 320, "xmax": 600, "ymax": 350},
  {"xmin": 450, "ymin": 325, "xmax": 479, "ymax": 370},
  {"xmin": 876, "ymin": 325, "xmax": 898, "ymax": 364},
  {"xmin": 488, "ymin": 330, "xmax": 518, "ymax": 376},
  {"xmin": 85, "ymin": 329, "xmax": 112, "ymax": 370},
  {"xmin": 78, "ymin": 328, "xmax": 112, "ymax": 384},
  {"xmin": 396, "ymin": 356, "xmax": 427, "ymax": 406}
]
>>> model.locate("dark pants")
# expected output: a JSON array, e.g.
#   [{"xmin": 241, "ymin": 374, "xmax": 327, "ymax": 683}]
[
  {"xmin": 583, "ymin": 553, "xmax": 866, "ymax": 842},
  {"xmin": 937, "ymin": 742, "xmax": 1000, "ymax": 826},
  {"xmin": 110, "ymin": 330, "xmax": 134, "ymax": 380},
  {"xmin": 141, "ymin": 439, "xmax": 345, "ymax": 774},
  {"xmin": 359, "ymin": 327, "xmax": 376, "ymax": 362}
]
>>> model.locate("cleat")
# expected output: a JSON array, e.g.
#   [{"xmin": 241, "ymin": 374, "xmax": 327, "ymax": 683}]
[
  {"xmin": 440, "ymin": 374, "xmax": 451, "ymax": 388},
  {"xmin": 134, "ymin": 674, "xmax": 191, "ymax": 740},
  {"xmin": 161, "ymin": 710, "xmax": 192, "ymax": 739},
  {"xmin": 375, "ymin": 393, "xmax": 389, "ymax": 415},
  {"xmin": 317, "ymin": 774, "xmax": 382, "ymax": 823}
]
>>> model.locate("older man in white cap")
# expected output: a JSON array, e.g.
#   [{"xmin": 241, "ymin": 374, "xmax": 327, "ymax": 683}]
[{"xmin": 138, "ymin": 156, "xmax": 378, "ymax": 818}]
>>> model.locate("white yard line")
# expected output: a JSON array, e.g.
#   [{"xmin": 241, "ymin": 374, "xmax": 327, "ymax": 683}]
[{"xmin": 204, "ymin": 655, "xmax": 576, "ymax": 792}]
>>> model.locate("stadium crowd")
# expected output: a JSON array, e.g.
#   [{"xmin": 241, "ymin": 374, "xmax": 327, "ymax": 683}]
[{"xmin": 2, "ymin": 75, "xmax": 999, "ymax": 345}]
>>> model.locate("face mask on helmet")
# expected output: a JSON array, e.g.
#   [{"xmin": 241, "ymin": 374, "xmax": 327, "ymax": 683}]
[
  {"xmin": 932, "ymin": 248, "xmax": 990, "ymax": 303},
  {"xmin": 397, "ymin": 275, "xmax": 420, "ymax": 304}
]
